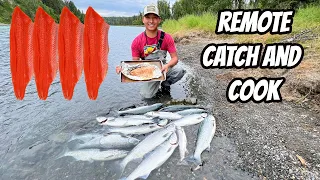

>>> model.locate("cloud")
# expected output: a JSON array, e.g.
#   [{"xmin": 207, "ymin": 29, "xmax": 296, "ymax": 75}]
[
  {"xmin": 73, "ymin": 0, "xmax": 176, "ymax": 17},
  {"xmin": 79, "ymin": 8, "xmax": 135, "ymax": 17}
]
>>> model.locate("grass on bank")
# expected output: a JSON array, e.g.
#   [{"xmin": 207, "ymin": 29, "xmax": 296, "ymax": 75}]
[
  {"xmin": 163, "ymin": 6, "xmax": 320, "ymax": 110},
  {"xmin": 162, "ymin": 12, "xmax": 217, "ymax": 35},
  {"xmin": 292, "ymin": 5, "xmax": 320, "ymax": 33},
  {"xmin": 163, "ymin": 6, "xmax": 320, "ymax": 42},
  {"xmin": 236, "ymin": 5, "xmax": 320, "ymax": 43}
]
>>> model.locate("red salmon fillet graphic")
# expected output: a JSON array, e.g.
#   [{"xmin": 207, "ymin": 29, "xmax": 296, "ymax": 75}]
[
  {"xmin": 58, "ymin": 7, "xmax": 84, "ymax": 100},
  {"xmin": 84, "ymin": 7, "xmax": 110, "ymax": 100},
  {"xmin": 10, "ymin": 7, "xmax": 34, "ymax": 100},
  {"xmin": 33, "ymin": 7, "xmax": 59, "ymax": 100}
]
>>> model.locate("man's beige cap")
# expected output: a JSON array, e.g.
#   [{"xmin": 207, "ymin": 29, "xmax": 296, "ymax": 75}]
[{"xmin": 143, "ymin": 4, "xmax": 160, "ymax": 17}]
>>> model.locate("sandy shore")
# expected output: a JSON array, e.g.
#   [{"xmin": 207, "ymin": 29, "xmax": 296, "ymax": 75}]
[{"xmin": 175, "ymin": 37, "xmax": 320, "ymax": 179}]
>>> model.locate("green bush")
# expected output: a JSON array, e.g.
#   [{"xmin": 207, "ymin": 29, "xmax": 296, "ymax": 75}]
[
  {"xmin": 0, "ymin": 0, "xmax": 84, "ymax": 24},
  {"xmin": 293, "ymin": 5, "xmax": 320, "ymax": 33},
  {"xmin": 163, "ymin": 5, "xmax": 320, "ymax": 35},
  {"xmin": 163, "ymin": 12, "xmax": 217, "ymax": 34}
]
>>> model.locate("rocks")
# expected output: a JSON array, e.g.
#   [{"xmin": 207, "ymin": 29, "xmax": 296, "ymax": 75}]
[
  {"xmin": 179, "ymin": 38, "xmax": 191, "ymax": 44},
  {"xmin": 173, "ymin": 31, "xmax": 210, "ymax": 43},
  {"xmin": 176, "ymin": 38, "xmax": 320, "ymax": 180},
  {"xmin": 165, "ymin": 97, "xmax": 197, "ymax": 105},
  {"xmin": 280, "ymin": 28, "xmax": 319, "ymax": 43}
]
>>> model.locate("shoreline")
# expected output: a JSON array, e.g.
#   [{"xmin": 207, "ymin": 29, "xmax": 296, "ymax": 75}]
[
  {"xmin": 174, "ymin": 31, "xmax": 320, "ymax": 111},
  {"xmin": 176, "ymin": 37, "xmax": 320, "ymax": 179}
]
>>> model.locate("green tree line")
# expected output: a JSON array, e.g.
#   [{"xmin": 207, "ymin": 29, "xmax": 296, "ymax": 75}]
[
  {"xmin": 103, "ymin": 0, "xmax": 320, "ymax": 25},
  {"xmin": 104, "ymin": 12, "xmax": 144, "ymax": 26},
  {"xmin": 0, "ymin": 0, "xmax": 84, "ymax": 24},
  {"xmin": 171, "ymin": 0, "xmax": 320, "ymax": 19},
  {"xmin": 2, "ymin": 0, "xmax": 319, "ymax": 25}
]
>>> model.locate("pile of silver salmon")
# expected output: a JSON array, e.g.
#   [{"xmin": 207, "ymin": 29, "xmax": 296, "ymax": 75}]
[{"xmin": 64, "ymin": 103, "xmax": 216, "ymax": 180}]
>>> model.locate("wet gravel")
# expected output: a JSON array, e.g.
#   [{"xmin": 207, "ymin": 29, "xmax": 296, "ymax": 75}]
[{"xmin": 176, "ymin": 38, "xmax": 320, "ymax": 180}]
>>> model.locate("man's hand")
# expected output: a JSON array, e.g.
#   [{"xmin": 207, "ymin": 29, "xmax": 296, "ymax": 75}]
[
  {"xmin": 161, "ymin": 64, "xmax": 169, "ymax": 73},
  {"xmin": 116, "ymin": 66, "xmax": 121, "ymax": 74}
]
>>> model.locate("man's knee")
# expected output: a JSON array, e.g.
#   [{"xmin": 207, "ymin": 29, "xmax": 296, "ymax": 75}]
[
  {"xmin": 176, "ymin": 67, "xmax": 186, "ymax": 79},
  {"xmin": 140, "ymin": 82, "xmax": 160, "ymax": 98},
  {"xmin": 168, "ymin": 66, "xmax": 186, "ymax": 82}
]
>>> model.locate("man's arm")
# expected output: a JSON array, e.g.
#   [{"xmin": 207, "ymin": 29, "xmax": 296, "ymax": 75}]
[
  {"xmin": 132, "ymin": 57, "xmax": 140, "ymax": 60},
  {"xmin": 167, "ymin": 52, "xmax": 178, "ymax": 67}
]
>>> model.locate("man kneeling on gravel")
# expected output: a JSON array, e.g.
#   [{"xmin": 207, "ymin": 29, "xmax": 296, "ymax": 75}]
[{"xmin": 116, "ymin": 4, "xmax": 186, "ymax": 98}]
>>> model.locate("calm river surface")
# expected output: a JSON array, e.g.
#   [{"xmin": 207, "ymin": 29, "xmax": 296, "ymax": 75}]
[{"xmin": 0, "ymin": 25, "xmax": 192, "ymax": 179}]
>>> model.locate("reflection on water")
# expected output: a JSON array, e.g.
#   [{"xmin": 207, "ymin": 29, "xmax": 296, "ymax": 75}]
[{"xmin": 0, "ymin": 25, "xmax": 193, "ymax": 179}]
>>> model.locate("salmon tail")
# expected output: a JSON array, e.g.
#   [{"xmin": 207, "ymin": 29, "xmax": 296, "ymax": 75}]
[
  {"xmin": 10, "ymin": 7, "xmax": 34, "ymax": 100},
  {"xmin": 56, "ymin": 145, "xmax": 70, "ymax": 160},
  {"xmin": 83, "ymin": 7, "xmax": 110, "ymax": 100},
  {"xmin": 33, "ymin": 7, "xmax": 58, "ymax": 100},
  {"xmin": 59, "ymin": 7, "xmax": 83, "ymax": 100},
  {"xmin": 67, "ymin": 132, "xmax": 77, "ymax": 142},
  {"xmin": 185, "ymin": 154, "xmax": 201, "ymax": 165},
  {"xmin": 177, "ymin": 159, "xmax": 189, "ymax": 166},
  {"xmin": 111, "ymin": 160, "xmax": 126, "ymax": 178}
]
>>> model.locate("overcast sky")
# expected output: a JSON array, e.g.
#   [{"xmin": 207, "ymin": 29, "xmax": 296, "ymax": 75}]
[{"xmin": 72, "ymin": 0, "xmax": 176, "ymax": 17}]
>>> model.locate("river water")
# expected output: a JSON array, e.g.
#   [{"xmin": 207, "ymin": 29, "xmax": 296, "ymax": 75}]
[
  {"xmin": 0, "ymin": 25, "xmax": 258, "ymax": 180},
  {"xmin": 0, "ymin": 25, "xmax": 192, "ymax": 179}
]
